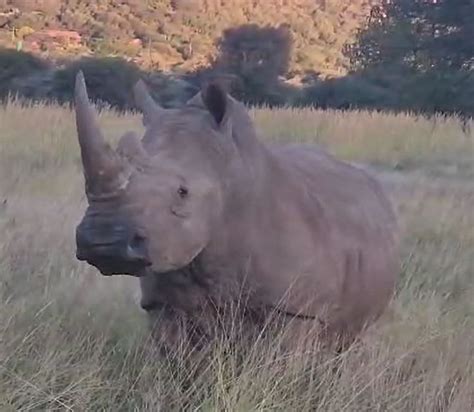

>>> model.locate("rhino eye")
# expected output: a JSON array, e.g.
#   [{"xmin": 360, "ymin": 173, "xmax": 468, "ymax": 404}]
[{"xmin": 177, "ymin": 186, "xmax": 189, "ymax": 199}]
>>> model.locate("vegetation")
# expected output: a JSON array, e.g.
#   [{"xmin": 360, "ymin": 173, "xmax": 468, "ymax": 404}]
[
  {"xmin": 339, "ymin": 0, "xmax": 474, "ymax": 116},
  {"xmin": 1, "ymin": 100, "xmax": 473, "ymax": 410},
  {"xmin": 1, "ymin": 2, "xmax": 472, "ymax": 409},
  {"xmin": 0, "ymin": 0, "xmax": 373, "ymax": 76},
  {"xmin": 0, "ymin": 1, "xmax": 473, "ymax": 116}
]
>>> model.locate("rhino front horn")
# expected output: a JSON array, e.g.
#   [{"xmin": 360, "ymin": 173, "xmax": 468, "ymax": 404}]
[{"xmin": 74, "ymin": 71, "xmax": 127, "ymax": 197}]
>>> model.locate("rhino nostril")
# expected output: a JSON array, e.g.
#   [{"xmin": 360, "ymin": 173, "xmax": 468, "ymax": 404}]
[
  {"xmin": 126, "ymin": 233, "xmax": 149, "ymax": 262},
  {"xmin": 140, "ymin": 300, "xmax": 160, "ymax": 312},
  {"xmin": 130, "ymin": 233, "xmax": 145, "ymax": 249}
]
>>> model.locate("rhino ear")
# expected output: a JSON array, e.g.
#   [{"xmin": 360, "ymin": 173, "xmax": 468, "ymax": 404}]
[{"xmin": 202, "ymin": 82, "xmax": 229, "ymax": 127}]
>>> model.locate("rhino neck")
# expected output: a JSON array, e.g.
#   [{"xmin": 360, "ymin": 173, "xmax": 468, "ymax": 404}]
[
  {"xmin": 195, "ymin": 98, "xmax": 281, "ymax": 297},
  {"xmin": 199, "ymin": 132, "xmax": 276, "ymax": 299}
]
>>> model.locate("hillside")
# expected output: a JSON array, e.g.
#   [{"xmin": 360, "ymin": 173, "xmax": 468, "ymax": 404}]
[{"xmin": 0, "ymin": 0, "xmax": 375, "ymax": 79}]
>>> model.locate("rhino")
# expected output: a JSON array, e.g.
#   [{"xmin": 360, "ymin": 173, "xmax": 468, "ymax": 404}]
[{"xmin": 73, "ymin": 71, "xmax": 399, "ymax": 351}]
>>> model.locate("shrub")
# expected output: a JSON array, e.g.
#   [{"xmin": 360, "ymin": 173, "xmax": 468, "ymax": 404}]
[
  {"xmin": 399, "ymin": 71, "xmax": 474, "ymax": 116},
  {"xmin": 0, "ymin": 48, "xmax": 50, "ymax": 100},
  {"xmin": 51, "ymin": 57, "xmax": 142, "ymax": 110},
  {"xmin": 298, "ymin": 75, "xmax": 397, "ymax": 110}
]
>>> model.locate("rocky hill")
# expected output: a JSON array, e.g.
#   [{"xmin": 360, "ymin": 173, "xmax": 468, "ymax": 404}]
[{"xmin": 0, "ymin": 0, "xmax": 376, "ymax": 79}]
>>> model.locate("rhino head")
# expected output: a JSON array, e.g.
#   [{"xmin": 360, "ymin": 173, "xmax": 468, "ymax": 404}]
[{"xmin": 74, "ymin": 71, "xmax": 234, "ymax": 277}]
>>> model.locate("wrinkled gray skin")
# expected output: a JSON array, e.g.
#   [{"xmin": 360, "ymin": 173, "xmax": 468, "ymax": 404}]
[{"xmin": 74, "ymin": 71, "xmax": 399, "ymax": 352}]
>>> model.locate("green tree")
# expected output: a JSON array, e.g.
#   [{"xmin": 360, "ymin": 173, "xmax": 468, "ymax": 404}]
[
  {"xmin": 425, "ymin": 0, "xmax": 474, "ymax": 70},
  {"xmin": 350, "ymin": 0, "xmax": 474, "ymax": 73},
  {"xmin": 345, "ymin": 0, "xmax": 474, "ymax": 116}
]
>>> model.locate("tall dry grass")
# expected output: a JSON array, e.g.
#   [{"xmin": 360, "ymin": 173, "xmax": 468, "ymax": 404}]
[{"xmin": 0, "ymin": 101, "xmax": 473, "ymax": 411}]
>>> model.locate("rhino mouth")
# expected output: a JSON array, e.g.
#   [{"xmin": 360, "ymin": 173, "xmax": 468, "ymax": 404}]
[
  {"xmin": 93, "ymin": 260, "xmax": 150, "ymax": 277},
  {"xmin": 76, "ymin": 249, "xmax": 152, "ymax": 277}
]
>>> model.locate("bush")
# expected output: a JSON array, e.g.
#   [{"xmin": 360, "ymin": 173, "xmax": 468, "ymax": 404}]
[
  {"xmin": 298, "ymin": 75, "xmax": 397, "ymax": 110},
  {"xmin": 0, "ymin": 48, "xmax": 50, "ymax": 100},
  {"xmin": 399, "ymin": 71, "xmax": 474, "ymax": 117},
  {"xmin": 51, "ymin": 57, "xmax": 142, "ymax": 110}
]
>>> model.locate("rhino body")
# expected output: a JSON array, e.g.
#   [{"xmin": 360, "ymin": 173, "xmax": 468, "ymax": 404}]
[{"xmin": 73, "ymin": 72, "xmax": 399, "ymax": 351}]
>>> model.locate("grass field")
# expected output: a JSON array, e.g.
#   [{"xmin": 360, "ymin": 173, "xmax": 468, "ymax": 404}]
[{"xmin": 1, "ymin": 100, "xmax": 473, "ymax": 411}]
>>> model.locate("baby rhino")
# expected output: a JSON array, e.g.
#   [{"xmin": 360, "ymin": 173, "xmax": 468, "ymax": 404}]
[{"xmin": 73, "ymin": 71, "xmax": 399, "ymax": 352}]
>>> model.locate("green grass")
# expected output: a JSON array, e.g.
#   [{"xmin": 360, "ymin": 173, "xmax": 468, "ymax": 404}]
[{"xmin": 1, "ymin": 101, "xmax": 473, "ymax": 410}]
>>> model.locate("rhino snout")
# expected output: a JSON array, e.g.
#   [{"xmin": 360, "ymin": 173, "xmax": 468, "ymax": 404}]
[{"xmin": 75, "ymin": 220, "xmax": 151, "ymax": 276}]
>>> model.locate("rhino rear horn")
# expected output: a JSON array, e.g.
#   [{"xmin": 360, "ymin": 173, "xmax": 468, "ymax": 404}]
[
  {"xmin": 133, "ymin": 79, "xmax": 163, "ymax": 126},
  {"xmin": 74, "ymin": 71, "xmax": 126, "ymax": 196}
]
